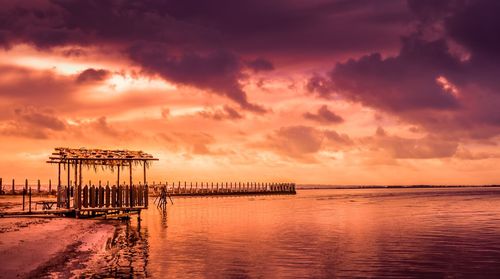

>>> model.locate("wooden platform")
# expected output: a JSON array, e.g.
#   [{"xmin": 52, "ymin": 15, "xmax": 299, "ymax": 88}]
[
  {"xmin": 153, "ymin": 182, "xmax": 296, "ymax": 197},
  {"xmin": 0, "ymin": 206, "xmax": 146, "ymax": 218}
]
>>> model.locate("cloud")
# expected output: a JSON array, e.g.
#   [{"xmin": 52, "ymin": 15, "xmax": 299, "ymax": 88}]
[
  {"xmin": 76, "ymin": 68, "xmax": 110, "ymax": 83},
  {"xmin": 364, "ymin": 127, "xmax": 458, "ymax": 159},
  {"xmin": 156, "ymin": 131, "xmax": 226, "ymax": 156},
  {"xmin": 245, "ymin": 58, "xmax": 274, "ymax": 72},
  {"xmin": 199, "ymin": 105, "xmax": 243, "ymax": 121},
  {"xmin": 303, "ymin": 105, "xmax": 343, "ymax": 124},
  {"xmin": 0, "ymin": 0, "xmax": 412, "ymax": 112},
  {"xmin": 0, "ymin": 106, "xmax": 67, "ymax": 139},
  {"xmin": 307, "ymin": 0, "xmax": 500, "ymax": 140},
  {"xmin": 454, "ymin": 147, "xmax": 500, "ymax": 161},
  {"xmin": 257, "ymin": 125, "xmax": 324, "ymax": 162},
  {"xmin": 0, "ymin": 65, "xmax": 76, "ymax": 107},
  {"xmin": 127, "ymin": 45, "xmax": 266, "ymax": 112},
  {"xmin": 324, "ymin": 130, "xmax": 353, "ymax": 147},
  {"xmin": 14, "ymin": 107, "xmax": 66, "ymax": 131}
]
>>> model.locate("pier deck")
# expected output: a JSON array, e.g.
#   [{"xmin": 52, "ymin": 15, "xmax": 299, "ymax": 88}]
[{"xmin": 153, "ymin": 182, "xmax": 296, "ymax": 197}]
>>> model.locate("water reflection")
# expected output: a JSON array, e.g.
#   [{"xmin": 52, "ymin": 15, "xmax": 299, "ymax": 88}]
[
  {"xmin": 87, "ymin": 221, "xmax": 150, "ymax": 278},
  {"xmin": 88, "ymin": 188, "xmax": 500, "ymax": 278}
]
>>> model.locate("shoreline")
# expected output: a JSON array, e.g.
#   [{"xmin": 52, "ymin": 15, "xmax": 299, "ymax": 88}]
[{"xmin": 0, "ymin": 216, "xmax": 118, "ymax": 278}]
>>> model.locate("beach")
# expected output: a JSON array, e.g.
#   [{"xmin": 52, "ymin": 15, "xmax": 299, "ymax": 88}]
[{"xmin": 0, "ymin": 196, "xmax": 116, "ymax": 279}]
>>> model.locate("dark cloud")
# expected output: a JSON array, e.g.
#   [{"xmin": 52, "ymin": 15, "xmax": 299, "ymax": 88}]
[
  {"xmin": 76, "ymin": 68, "xmax": 111, "ymax": 83},
  {"xmin": 127, "ymin": 44, "xmax": 266, "ymax": 112},
  {"xmin": 308, "ymin": 0, "xmax": 500, "ymax": 140},
  {"xmin": 245, "ymin": 58, "xmax": 274, "ymax": 72},
  {"xmin": 199, "ymin": 105, "xmax": 243, "ymax": 121},
  {"xmin": 0, "ymin": 0, "xmax": 412, "ymax": 112},
  {"xmin": 306, "ymin": 75, "xmax": 335, "ymax": 98},
  {"xmin": 160, "ymin": 0, "xmax": 410, "ymax": 56},
  {"xmin": 320, "ymin": 37, "xmax": 462, "ymax": 112},
  {"xmin": 303, "ymin": 105, "xmax": 343, "ymax": 124}
]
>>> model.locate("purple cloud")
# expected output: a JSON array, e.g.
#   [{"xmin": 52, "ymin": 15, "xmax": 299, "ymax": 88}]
[{"xmin": 303, "ymin": 105, "xmax": 344, "ymax": 124}]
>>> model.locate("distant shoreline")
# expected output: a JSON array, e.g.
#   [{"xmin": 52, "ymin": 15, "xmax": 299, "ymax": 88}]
[{"xmin": 297, "ymin": 185, "xmax": 500, "ymax": 190}]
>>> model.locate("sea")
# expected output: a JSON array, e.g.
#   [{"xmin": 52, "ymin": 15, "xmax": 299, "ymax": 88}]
[{"xmin": 86, "ymin": 187, "xmax": 500, "ymax": 278}]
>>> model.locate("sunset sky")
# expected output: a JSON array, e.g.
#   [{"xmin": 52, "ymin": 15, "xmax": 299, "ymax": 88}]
[{"xmin": 0, "ymin": 0, "xmax": 499, "ymax": 185}]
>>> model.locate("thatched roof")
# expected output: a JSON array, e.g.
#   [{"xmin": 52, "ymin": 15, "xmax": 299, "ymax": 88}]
[{"xmin": 46, "ymin": 147, "xmax": 158, "ymax": 167}]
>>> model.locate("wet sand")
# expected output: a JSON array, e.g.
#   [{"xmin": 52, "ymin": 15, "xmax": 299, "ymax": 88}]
[{"xmin": 0, "ymin": 196, "xmax": 117, "ymax": 279}]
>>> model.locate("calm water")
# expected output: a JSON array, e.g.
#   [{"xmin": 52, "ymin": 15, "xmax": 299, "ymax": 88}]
[{"xmin": 89, "ymin": 187, "xmax": 500, "ymax": 278}]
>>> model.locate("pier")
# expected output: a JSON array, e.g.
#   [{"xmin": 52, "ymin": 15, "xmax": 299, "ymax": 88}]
[
  {"xmin": 0, "ymin": 147, "xmax": 157, "ymax": 218},
  {"xmin": 1, "ymin": 147, "xmax": 296, "ymax": 218},
  {"xmin": 152, "ymin": 181, "xmax": 296, "ymax": 196}
]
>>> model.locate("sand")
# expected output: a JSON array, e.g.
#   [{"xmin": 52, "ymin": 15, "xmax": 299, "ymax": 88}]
[{"xmin": 0, "ymin": 196, "xmax": 117, "ymax": 279}]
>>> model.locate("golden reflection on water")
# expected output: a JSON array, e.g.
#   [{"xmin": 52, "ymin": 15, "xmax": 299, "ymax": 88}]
[{"xmin": 95, "ymin": 188, "xmax": 500, "ymax": 278}]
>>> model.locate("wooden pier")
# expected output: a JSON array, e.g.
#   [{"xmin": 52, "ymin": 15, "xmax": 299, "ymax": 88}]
[
  {"xmin": 1, "ymin": 147, "xmax": 297, "ymax": 218},
  {"xmin": 152, "ymin": 181, "xmax": 296, "ymax": 197},
  {"xmin": 0, "ymin": 147, "xmax": 158, "ymax": 218}
]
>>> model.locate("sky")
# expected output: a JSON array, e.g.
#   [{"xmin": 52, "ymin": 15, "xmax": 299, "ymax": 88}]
[{"xmin": 0, "ymin": 0, "xmax": 499, "ymax": 185}]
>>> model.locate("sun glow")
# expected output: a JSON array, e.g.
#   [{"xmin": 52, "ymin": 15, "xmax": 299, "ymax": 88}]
[{"xmin": 106, "ymin": 74, "xmax": 176, "ymax": 92}]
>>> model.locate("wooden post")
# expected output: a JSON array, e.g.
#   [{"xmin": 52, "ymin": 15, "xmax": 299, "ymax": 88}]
[
  {"xmin": 111, "ymin": 186, "xmax": 116, "ymax": 207},
  {"xmin": 0, "ymin": 177, "xmax": 2, "ymax": 194},
  {"xmin": 74, "ymin": 160, "xmax": 78, "ymax": 190},
  {"xmin": 117, "ymin": 166, "xmax": 120, "ymax": 190},
  {"xmin": 67, "ymin": 161, "xmax": 70, "ymax": 209},
  {"xmin": 125, "ymin": 185, "xmax": 129, "ymax": 207},
  {"xmin": 83, "ymin": 185, "xmax": 88, "ymax": 208},
  {"xmin": 77, "ymin": 183, "xmax": 81, "ymax": 210},
  {"xmin": 117, "ymin": 185, "xmax": 122, "ymax": 207},
  {"xmin": 22, "ymin": 188, "xmax": 25, "ymax": 211},
  {"xmin": 25, "ymin": 179, "xmax": 28, "ymax": 192},
  {"xmin": 37, "ymin": 179, "xmax": 41, "ymax": 193},
  {"xmin": 99, "ymin": 186, "xmax": 104, "ymax": 208},
  {"xmin": 48, "ymin": 179, "xmax": 52, "ymax": 194},
  {"xmin": 12, "ymin": 179, "xmax": 15, "ymax": 194},
  {"xmin": 105, "ymin": 185, "xmax": 110, "ymax": 207},
  {"xmin": 130, "ymin": 161, "xmax": 133, "ymax": 207},
  {"xmin": 57, "ymin": 163, "xmax": 61, "ymax": 206},
  {"xmin": 29, "ymin": 188, "xmax": 32, "ymax": 213}
]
